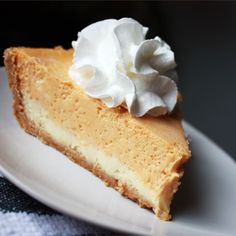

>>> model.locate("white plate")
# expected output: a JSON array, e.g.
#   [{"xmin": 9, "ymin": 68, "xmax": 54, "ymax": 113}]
[{"xmin": 0, "ymin": 67, "xmax": 235, "ymax": 236}]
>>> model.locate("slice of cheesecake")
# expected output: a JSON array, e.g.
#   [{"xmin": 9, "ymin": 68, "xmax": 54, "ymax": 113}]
[{"xmin": 4, "ymin": 47, "xmax": 190, "ymax": 220}]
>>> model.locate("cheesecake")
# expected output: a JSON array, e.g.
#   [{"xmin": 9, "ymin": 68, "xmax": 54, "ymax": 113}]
[
  {"xmin": 4, "ymin": 47, "xmax": 190, "ymax": 220},
  {"xmin": 3, "ymin": 18, "xmax": 191, "ymax": 221}
]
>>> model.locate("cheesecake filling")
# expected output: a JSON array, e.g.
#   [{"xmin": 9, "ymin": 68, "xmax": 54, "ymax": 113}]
[{"xmin": 22, "ymin": 93, "xmax": 157, "ymax": 207}]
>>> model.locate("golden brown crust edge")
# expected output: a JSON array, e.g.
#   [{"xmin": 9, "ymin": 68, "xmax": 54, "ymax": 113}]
[{"xmin": 3, "ymin": 47, "xmax": 190, "ymax": 221}]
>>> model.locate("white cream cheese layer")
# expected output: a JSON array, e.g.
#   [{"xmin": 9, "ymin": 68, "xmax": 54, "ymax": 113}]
[
  {"xmin": 22, "ymin": 94, "xmax": 157, "ymax": 207},
  {"xmin": 69, "ymin": 18, "xmax": 178, "ymax": 117}
]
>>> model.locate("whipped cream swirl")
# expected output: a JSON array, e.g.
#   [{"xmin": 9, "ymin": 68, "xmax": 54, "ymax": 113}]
[{"xmin": 69, "ymin": 18, "xmax": 178, "ymax": 117}]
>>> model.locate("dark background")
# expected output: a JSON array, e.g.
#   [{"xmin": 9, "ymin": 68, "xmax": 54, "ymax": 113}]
[{"xmin": 1, "ymin": 1, "xmax": 236, "ymax": 160}]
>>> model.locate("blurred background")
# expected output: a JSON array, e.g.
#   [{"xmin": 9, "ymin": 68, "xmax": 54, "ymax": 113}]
[{"xmin": 1, "ymin": 1, "xmax": 236, "ymax": 160}]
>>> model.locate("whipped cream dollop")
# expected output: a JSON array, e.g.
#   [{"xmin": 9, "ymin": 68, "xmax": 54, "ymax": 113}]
[{"xmin": 69, "ymin": 18, "xmax": 178, "ymax": 117}]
